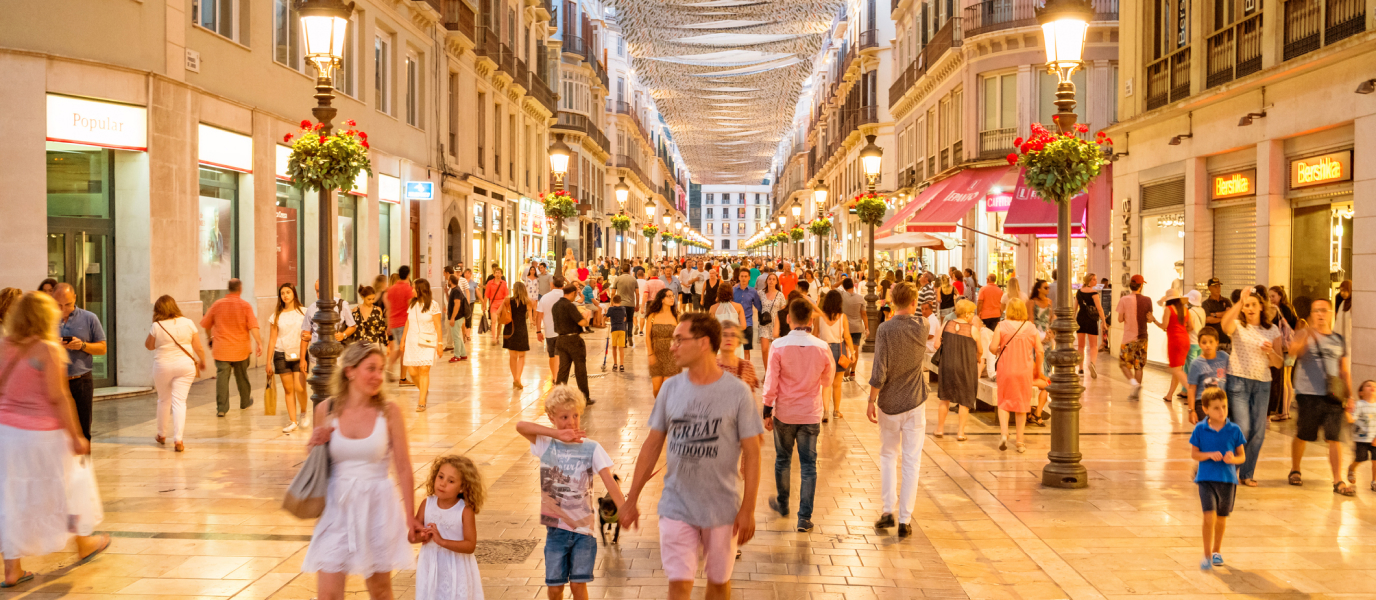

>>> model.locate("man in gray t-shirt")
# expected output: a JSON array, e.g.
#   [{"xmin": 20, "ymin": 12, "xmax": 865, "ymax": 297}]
[
  {"xmin": 623, "ymin": 313, "xmax": 763, "ymax": 593},
  {"xmin": 839, "ymin": 278, "xmax": 867, "ymax": 379},
  {"xmin": 1288, "ymin": 298, "xmax": 1354, "ymax": 493}
]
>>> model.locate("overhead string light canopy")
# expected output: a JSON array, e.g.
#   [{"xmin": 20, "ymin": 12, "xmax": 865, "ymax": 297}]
[{"xmin": 612, "ymin": 0, "xmax": 843, "ymax": 184}]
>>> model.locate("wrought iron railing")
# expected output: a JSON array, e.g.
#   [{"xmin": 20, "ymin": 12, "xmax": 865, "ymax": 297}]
[
  {"xmin": 1284, "ymin": 0, "xmax": 1322, "ymax": 59},
  {"xmin": 614, "ymin": 100, "xmax": 633, "ymax": 116},
  {"xmin": 615, "ymin": 154, "xmax": 648, "ymax": 184},
  {"xmin": 978, "ymin": 128, "xmax": 1016, "ymax": 158},
  {"xmin": 514, "ymin": 58, "xmax": 528, "ymax": 88},
  {"xmin": 1206, "ymin": 13, "xmax": 1263, "ymax": 89},
  {"xmin": 562, "ymin": 35, "xmax": 587, "ymax": 60},
  {"xmin": 417, "ymin": 0, "xmax": 443, "ymax": 14},
  {"xmin": 529, "ymin": 76, "xmax": 557, "ymax": 113},
  {"xmin": 552, "ymin": 111, "xmax": 611, "ymax": 153},
  {"xmin": 1145, "ymin": 46, "xmax": 1190, "ymax": 110},
  {"xmin": 473, "ymin": 26, "xmax": 498, "ymax": 59},
  {"xmin": 443, "ymin": 0, "xmax": 476, "ymax": 40},
  {"xmin": 964, "ymin": 0, "xmax": 1035, "ymax": 37},
  {"xmin": 498, "ymin": 43, "xmax": 516, "ymax": 78},
  {"xmin": 858, "ymin": 28, "xmax": 880, "ymax": 50},
  {"xmin": 1325, "ymin": 0, "xmax": 1367, "ymax": 43}
]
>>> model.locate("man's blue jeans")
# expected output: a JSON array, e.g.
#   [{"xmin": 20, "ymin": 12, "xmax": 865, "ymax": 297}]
[
  {"xmin": 1227, "ymin": 375, "xmax": 1271, "ymax": 481},
  {"xmin": 773, "ymin": 419, "xmax": 820, "ymax": 519}
]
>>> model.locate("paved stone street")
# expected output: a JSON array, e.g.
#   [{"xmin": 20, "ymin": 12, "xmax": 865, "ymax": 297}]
[{"xmin": 3, "ymin": 328, "xmax": 1374, "ymax": 600}]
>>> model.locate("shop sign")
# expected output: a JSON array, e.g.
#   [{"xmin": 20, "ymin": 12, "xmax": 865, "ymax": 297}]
[
  {"xmin": 198, "ymin": 124, "xmax": 253, "ymax": 173},
  {"xmin": 1211, "ymin": 169, "xmax": 1255, "ymax": 199},
  {"xmin": 275, "ymin": 145, "xmax": 291, "ymax": 180},
  {"xmin": 377, "ymin": 174, "xmax": 399, "ymax": 202},
  {"xmin": 405, "ymin": 181, "xmax": 433, "ymax": 200},
  {"xmin": 491, "ymin": 205, "xmax": 503, "ymax": 229},
  {"xmin": 1290, "ymin": 151, "xmax": 1352, "ymax": 189},
  {"xmin": 986, "ymin": 193, "xmax": 1012, "ymax": 212},
  {"xmin": 46, "ymin": 94, "xmax": 148, "ymax": 151},
  {"xmin": 474, "ymin": 202, "xmax": 485, "ymax": 229}
]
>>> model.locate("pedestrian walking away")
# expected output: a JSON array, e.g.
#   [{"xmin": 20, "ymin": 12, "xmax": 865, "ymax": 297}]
[
  {"xmin": 146, "ymin": 295, "xmax": 207, "ymax": 451},
  {"xmin": 199, "ymin": 278, "xmax": 262, "ymax": 418},
  {"xmin": 866, "ymin": 282, "xmax": 927, "ymax": 538}
]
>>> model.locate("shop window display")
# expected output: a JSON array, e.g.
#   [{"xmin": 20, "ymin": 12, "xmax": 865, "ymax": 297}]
[
  {"xmin": 1291, "ymin": 202, "xmax": 1352, "ymax": 318},
  {"xmin": 1140, "ymin": 214, "xmax": 1185, "ymax": 365}
]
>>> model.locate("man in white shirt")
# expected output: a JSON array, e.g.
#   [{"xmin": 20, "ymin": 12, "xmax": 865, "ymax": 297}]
[
  {"xmin": 683, "ymin": 261, "xmax": 701, "ymax": 310},
  {"xmin": 535, "ymin": 275, "xmax": 567, "ymax": 380}
]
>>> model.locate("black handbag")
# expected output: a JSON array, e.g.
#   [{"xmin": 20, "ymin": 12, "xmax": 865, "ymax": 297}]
[{"xmin": 1322, "ymin": 332, "xmax": 1349, "ymax": 401}]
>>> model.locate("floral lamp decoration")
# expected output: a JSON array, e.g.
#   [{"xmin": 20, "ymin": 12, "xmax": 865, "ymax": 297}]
[
  {"xmin": 789, "ymin": 227, "xmax": 805, "ymax": 242},
  {"xmin": 808, "ymin": 217, "xmax": 832, "ymax": 237},
  {"xmin": 1006, "ymin": 122, "xmax": 1111, "ymax": 203},
  {"xmin": 540, "ymin": 190, "xmax": 578, "ymax": 220},
  {"xmin": 851, "ymin": 192, "xmax": 888, "ymax": 226},
  {"xmin": 285, "ymin": 119, "xmax": 372, "ymax": 193},
  {"xmin": 641, "ymin": 224, "xmax": 659, "ymax": 238},
  {"xmin": 610, "ymin": 213, "xmax": 632, "ymax": 232}
]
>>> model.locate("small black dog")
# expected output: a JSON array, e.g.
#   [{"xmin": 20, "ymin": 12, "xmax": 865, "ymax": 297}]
[{"xmin": 598, "ymin": 474, "xmax": 621, "ymax": 545}]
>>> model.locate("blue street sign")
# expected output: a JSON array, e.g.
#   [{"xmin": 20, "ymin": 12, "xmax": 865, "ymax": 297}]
[{"xmin": 405, "ymin": 181, "xmax": 434, "ymax": 200}]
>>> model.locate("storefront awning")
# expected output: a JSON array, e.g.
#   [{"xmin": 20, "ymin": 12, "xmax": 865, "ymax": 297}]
[
  {"xmin": 875, "ymin": 175, "xmax": 960, "ymax": 239},
  {"xmin": 897, "ymin": 166, "xmax": 1010, "ymax": 233},
  {"xmin": 874, "ymin": 231, "xmax": 949, "ymax": 250},
  {"xmin": 1004, "ymin": 170, "xmax": 1090, "ymax": 235}
]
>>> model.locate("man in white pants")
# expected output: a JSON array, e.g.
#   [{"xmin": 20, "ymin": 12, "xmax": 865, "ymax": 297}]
[{"xmin": 865, "ymin": 281, "xmax": 927, "ymax": 537}]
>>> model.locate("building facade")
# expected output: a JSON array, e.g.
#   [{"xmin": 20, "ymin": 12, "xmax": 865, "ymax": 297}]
[
  {"xmin": 1107, "ymin": 0, "xmax": 1375, "ymax": 374},
  {"xmin": 701, "ymin": 186, "xmax": 773, "ymax": 254},
  {"xmin": 0, "ymin": 0, "xmax": 558, "ymax": 389}
]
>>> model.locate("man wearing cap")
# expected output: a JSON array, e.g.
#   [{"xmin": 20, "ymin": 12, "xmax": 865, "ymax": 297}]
[
  {"xmin": 1116, "ymin": 275, "xmax": 1158, "ymax": 400},
  {"xmin": 1202, "ymin": 278, "xmax": 1233, "ymax": 353}
]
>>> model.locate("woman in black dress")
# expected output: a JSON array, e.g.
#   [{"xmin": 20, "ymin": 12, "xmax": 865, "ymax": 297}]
[
  {"xmin": 935, "ymin": 299, "xmax": 982, "ymax": 440},
  {"xmin": 501, "ymin": 281, "xmax": 534, "ymax": 388},
  {"xmin": 1074, "ymin": 272, "xmax": 1105, "ymax": 378}
]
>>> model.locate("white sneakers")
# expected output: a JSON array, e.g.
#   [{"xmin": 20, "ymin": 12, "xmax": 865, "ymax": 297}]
[
  {"xmin": 282, "ymin": 422, "xmax": 298, "ymax": 433},
  {"xmin": 1128, "ymin": 379, "xmax": 1142, "ymax": 401}
]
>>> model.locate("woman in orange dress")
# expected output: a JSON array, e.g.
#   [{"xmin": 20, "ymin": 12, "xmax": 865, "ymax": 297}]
[{"xmin": 990, "ymin": 298, "xmax": 1043, "ymax": 454}]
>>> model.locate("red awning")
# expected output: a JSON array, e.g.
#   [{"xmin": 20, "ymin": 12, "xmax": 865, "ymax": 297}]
[
  {"xmin": 899, "ymin": 166, "xmax": 1010, "ymax": 233},
  {"xmin": 1003, "ymin": 170, "xmax": 1096, "ymax": 235},
  {"xmin": 875, "ymin": 176, "xmax": 959, "ymax": 239}
]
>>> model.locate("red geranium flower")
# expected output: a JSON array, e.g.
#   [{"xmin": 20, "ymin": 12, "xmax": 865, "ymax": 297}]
[
  {"xmin": 300, "ymin": 120, "xmax": 312, "ymax": 129},
  {"xmin": 284, "ymin": 133, "xmax": 293, "ymax": 142},
  {"xmin": 345, "ymin": 119, "xmax": 357, "ymax": 127},
  {"xmin": 362, "ymin": 140, "xmax": 370, "ymax": 149},
  {"xmin": 1075, "ymin": 123, "xmax": 1089, "ymax": 133},
  {"xmin": 1013, "ymin": 137, "xmax": 1024, "ymax": 147},
  {"xmin": 1052, "ymin": 115, "xmax": 1059, "ymax": 121},
  {"xmin": 314, "ymin": 123, "xmax": 325, "ymax": 131},
  {"xmin": 1096, "ymin": 130, "xmax": 1106, "ymax": 138},
  {"xmin": 1106, "ymin": 137, "xmax": 1113, "ymax": 144},
  {"xmin": 1006, "ymin": 153, "xmax": 1018, "ymax": 165},
  {"xmin": 359, "ymin": 132, "xmax": 368, "ymax": 140}
]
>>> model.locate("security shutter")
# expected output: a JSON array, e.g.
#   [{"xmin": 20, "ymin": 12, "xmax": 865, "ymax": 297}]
[
  {"xmin": 1212, "ymin": 204, "xmax": 1256, "ymax": 294},
  {"xmin": 1142, "ymin": 179, "xmax": 1186, "ymax": 211}
]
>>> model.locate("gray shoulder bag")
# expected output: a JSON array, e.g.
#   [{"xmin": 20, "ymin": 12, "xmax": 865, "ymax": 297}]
[{"xmin": 283, "ymin": 402, "xmax": 333, "ymax": 518}]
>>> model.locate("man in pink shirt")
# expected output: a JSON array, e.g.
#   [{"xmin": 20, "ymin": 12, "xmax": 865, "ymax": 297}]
[{"xmin": 762, "ymin": 297, "xmax": 835, "ymax": 533}]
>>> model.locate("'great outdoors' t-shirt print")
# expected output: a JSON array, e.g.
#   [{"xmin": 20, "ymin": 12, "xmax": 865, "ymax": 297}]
[
  {"xmin": 668, "ymin": 414, "xmax": 723, "ymax": 460},
  {"xmin": 536, "ymin": 438, "xmax": 602, "ymax": 533}
]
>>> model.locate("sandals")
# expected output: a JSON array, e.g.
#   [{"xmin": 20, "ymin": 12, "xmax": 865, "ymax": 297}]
[
  {"xmin": 1334, "ymin": 481, "xmax": 1356, "ymax": 497},
  {"xmin": 1289, "ymin": 471, "xmax": 1303, "ymax": 486},
  {"xmin": 933, "ymin": 432, "xmax": 944, "ymax": 439},
  {"xmin": 74, "ymin": 533, "xmax": 111, "ymax": 567},
  {"xmin": 416, "ymin": 404, "xmax": 427, "ymax": 412},
  {"xmin": 1269, "ymin": 414, "xmax": 1291, "ymax": 422},
  {"xmin": 956, "ymin": 435, "xmax": 968, "ymax": 442},
  {"xmin": 0, "ymin": 571, "xmax": 34, "ymax": 588},
  {"xmin": 155, "ymin": 435, "xmax": 165, "ymax": 446},
  {"xmin": 1242, "ymin": 479, "xmax": 1259, "ymax": 487},
  {"xmin": 1016, "ymin": 442, "xmax": 1026, "ymax": 453},
  {"xmin": 1349, "ymin": 463, "xmax": 1358, "ymax": 484}
]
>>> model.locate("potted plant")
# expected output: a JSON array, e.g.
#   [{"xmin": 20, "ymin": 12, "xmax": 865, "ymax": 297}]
[
  {"xmin": 789, "ymin": 227, "xmax": 805, "ymax": 242},
  {"xmin": 1006, "ymin": 122, "xmax": 1111, "ymax": 203},
  {"xmin": 808, "ymin": 218, "xmax": 832, "ymax": 237},
  {"xmin": 641, "ymin": 224, "xmax": 658, "ymax": 238},
  {"xmin": 851, "ymin": 192, "xmax": 888, "ymax": 227},
  {"xmin": 610, "ymin": 212, "xmax": 632, "ymax": 232},
  {"xmin": 540, "ymin": 190, "xmax": 578, "ymax": 219},
  {"xmin": 285, "ymin": 119, "xmax": 372, "ymax": 193}
]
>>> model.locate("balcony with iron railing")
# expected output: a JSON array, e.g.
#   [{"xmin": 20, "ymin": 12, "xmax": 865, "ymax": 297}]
[
  {"xmin": 416, "ymin": 0, "xmax": 443, "ymax": 14},
  {"xmin": 442, "ymin": 0, "xmax": 476, "ymax": 40},
  {"xmin": 1206, "ymin": 13, "xmax": 1263, "ymax": 89},
  {"xmin": 588, "ymin": 57, "xmax": 610, "ymax": 90},
  {"xmin": 978, "ymin": 127, "xmax": 1016, "ymax": 159},
  {"xmin": 888, "ymin": 19, "xmax": 962, "ymax": 108},
  {"xmin": 552, "ymin": 111, "xmax": 611, "ymax": 153},
  {"xmin": 615, "ymin": 154, "xmax": 649, "ymax": 184},
  {"xmin": 963, "ymin": 0, "xmax": 1117, "ymax": 38},
  {"xmin": 514, "ymin": 58, "xmax": 529, "ymax": 89},
  {"xmin": 473, "ymin": 26, "xmax": 498, "ymax": 59},
  {"xmin": 497, "ymin": 44, "xmax": 516, "ymax": 77},
  {"xmin": 1284, "ymin": 0, "xmax": 1366, "ymax": 60},
  {"xmin": 562, "ymin": 35, "xmax": 588, "ymax": 60},
  {"xmin": 1145, "ymin": 46, "xmax": 1191, "ymax": 110},
  {"xmin": 528, "ymin": 75, "xmax": 557, "ymax": 114},
  {"xmin": 858, "ymin": 28, "xmax": 880, "ymax": 51}
]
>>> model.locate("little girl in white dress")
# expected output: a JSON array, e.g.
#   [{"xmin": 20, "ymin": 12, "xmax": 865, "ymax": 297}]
[{"xmin": 414, "ymin": 455, "xmax": 486, "ymax": 600}]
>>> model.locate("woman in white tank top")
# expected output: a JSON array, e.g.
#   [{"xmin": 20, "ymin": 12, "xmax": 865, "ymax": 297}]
[{"xmin": 817, "ymin": 290, "xmax": 854, "ymax": 419}]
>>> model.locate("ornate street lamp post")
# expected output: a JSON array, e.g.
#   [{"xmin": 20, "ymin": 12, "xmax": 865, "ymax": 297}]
[
  {"xmin": 858, "ymin": 134, "xmax": 883, "ymax": 352},
  {"xmin": 548, "ymin": 134, "xmax": 572, "ymax": 259},
  {"xmin": 674, "ymin": 220, "xmax": 683, "ymax": 259},
  {"xmin": 643, "ymin": 199, "xmax": 657, "ymax": 260},
  {"xmin": 813, "ymin": 182, "xmax": 829, "ymax": 264},
  {"xmin": 614, "ymin": 177, "xmax": 629, "ymax": 261},
  {"xmin": 299, "ymin": 0, "xmax": 354, "ymax": 407},
  {"xmin": 1038, "ymin": 0, "xmax": 1093, "ymax": 489},
  {"xmin": 790, "ymin": 202, "xmax": 802, "ymax": 261}
]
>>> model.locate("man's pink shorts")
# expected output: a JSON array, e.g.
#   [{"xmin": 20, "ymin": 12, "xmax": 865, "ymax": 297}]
[{"xmin": 658, "ymin": 517, "xmax": 736, "ymax": 584}]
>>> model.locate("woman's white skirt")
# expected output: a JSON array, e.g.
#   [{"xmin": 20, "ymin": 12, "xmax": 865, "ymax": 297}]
[{"xmin": 0, "ymin": 424, "xmax": 73, "ymax": 558}]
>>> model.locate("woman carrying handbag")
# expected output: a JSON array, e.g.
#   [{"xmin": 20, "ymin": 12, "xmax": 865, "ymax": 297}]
[
  {"xmin": 0, "ymin": 292, "xmax": 110, "ymax": 588},
  {"xmin": 145, "ymin": 295, "xmax": 208, "ymax": 452},
  {"xmin": 402, "ymin": 279, "xmax": 445, "ymax": 412}
]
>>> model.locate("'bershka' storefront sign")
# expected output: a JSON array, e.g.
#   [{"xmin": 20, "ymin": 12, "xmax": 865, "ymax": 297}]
[
  {"xmin": 46, "ymin": 94, "xmax": 147, "ymax": 151},
  {"xmin": 1290, "ymin": 151, "xmax": 1352, "ymax": 189},
  {"xmin": 1211, "ymin": 169, "xmax": 1256, "ymax": 200}
]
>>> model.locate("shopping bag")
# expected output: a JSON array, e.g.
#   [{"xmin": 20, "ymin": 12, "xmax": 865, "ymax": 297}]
[
  {"xmin": 66, "ymin": 455, "xmax": 104, "ymax": 536},
  {"xmin": 283, "ymin": 443, "xmax": 331, "ymax": 519},
  {"xmin": 264, "ymin": 378, "xmax": 277, "ymax": 416}
]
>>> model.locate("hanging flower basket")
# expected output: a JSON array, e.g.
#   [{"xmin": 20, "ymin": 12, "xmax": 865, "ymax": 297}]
[
  {"xmin": 808, "ymin": 218, "xmax": 832, "ymax": 237},
  {"xmin": 611, "ymin": 213, "xmax": 632, "ymax": 232},
  {"xmin": 641, "ymin": 224, "xmax": 659, "ymax": 238},
  {"xmin": 540, "ymin": 190, "xmax": 578, "ymax": 219},
  {"xmin": 789, "ymin": 227, "xmax": 805, "ymax": 242},
  {"xmin": 851, "ymin": 192, "xmax": 888, "ymax": 226},
  {"xmin": 285, "ymin": 119, "xmax": 373, "ymax": 193},
  {"xmin": 1006, "ymin": 122, "xmax": 1112, "ymax": 203}
]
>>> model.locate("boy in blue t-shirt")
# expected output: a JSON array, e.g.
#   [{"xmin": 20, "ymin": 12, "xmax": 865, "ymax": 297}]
[
  {"xmin": 1187, "ymin": 327, "xmax": 1230, "ymax": 424},
  {"xmin": 1190, "ymin": 387, "xmax": 1246, "ymax": 570},
  {"xmin": 606, "ymin": 295, "xmax": 630, "ymax": 372}
]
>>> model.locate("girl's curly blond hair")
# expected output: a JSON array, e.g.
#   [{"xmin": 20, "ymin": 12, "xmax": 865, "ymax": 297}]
[{"xmin": 425, "ymin": 454, "xmax": 486, "ymax": 513}]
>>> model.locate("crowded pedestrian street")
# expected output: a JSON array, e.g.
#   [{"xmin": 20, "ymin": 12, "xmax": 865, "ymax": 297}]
[{"xmin": 0, "ymin": 320, "xmax": 1368, "ymax": 600}]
